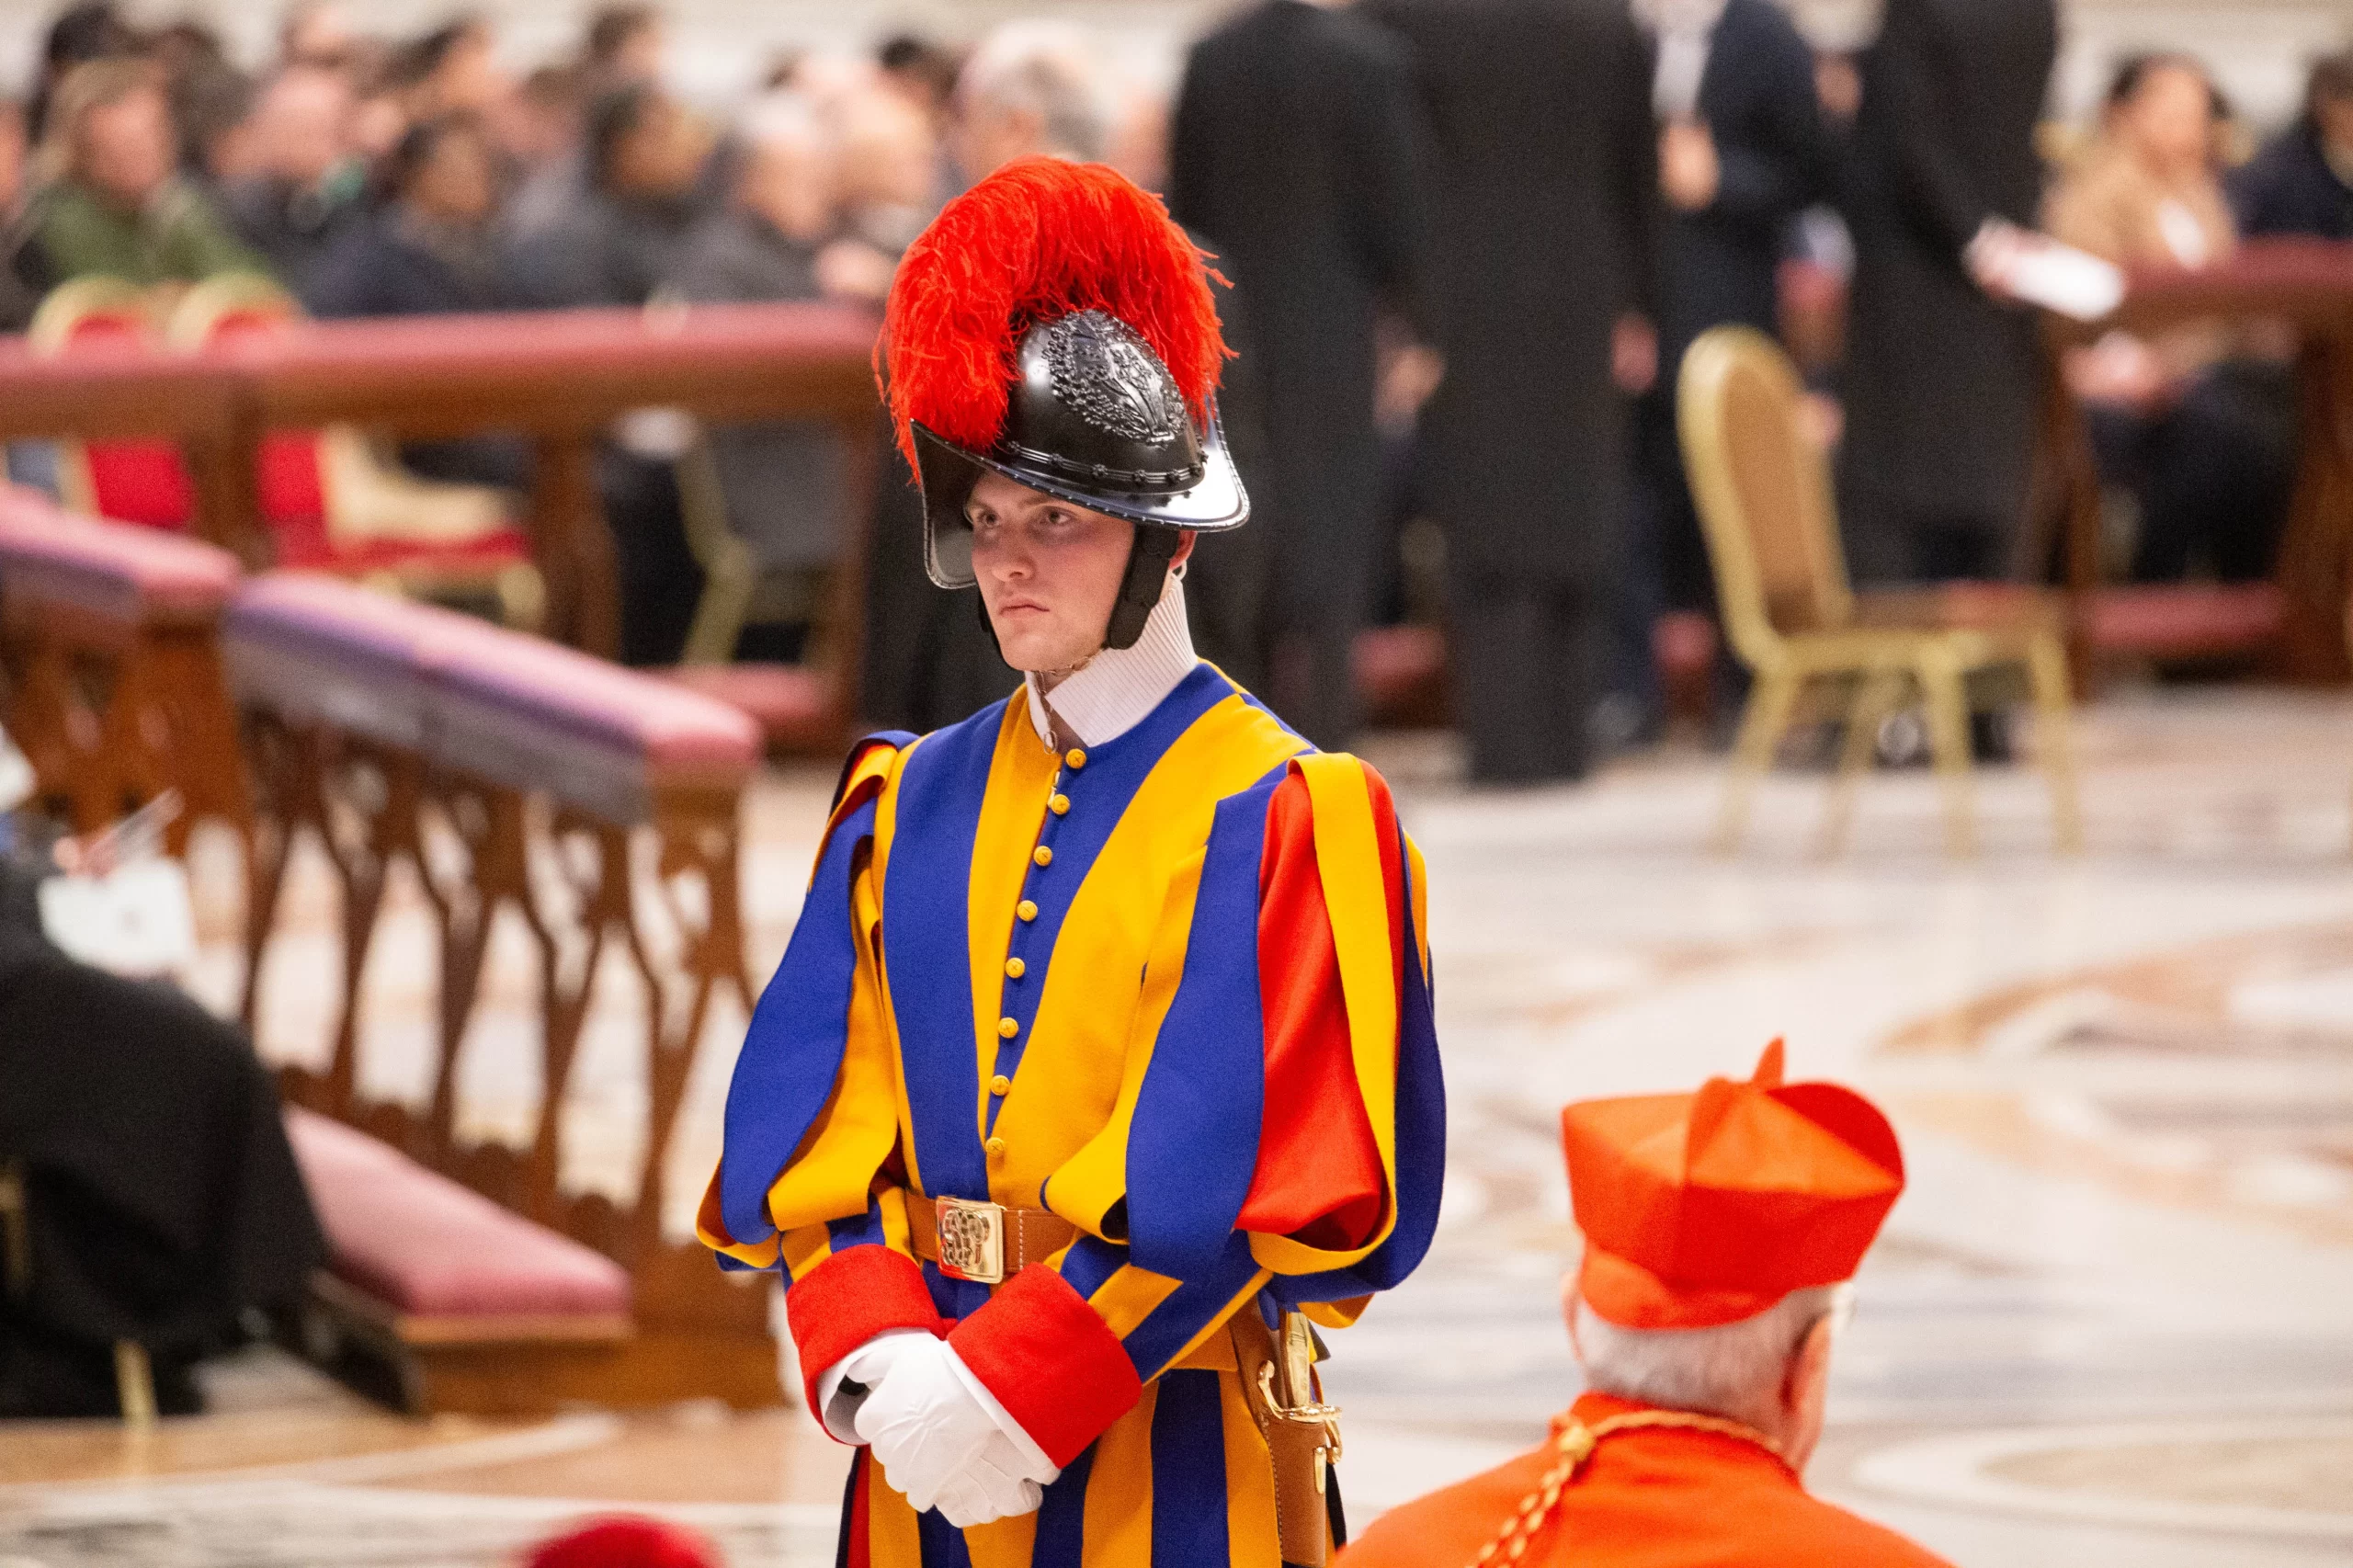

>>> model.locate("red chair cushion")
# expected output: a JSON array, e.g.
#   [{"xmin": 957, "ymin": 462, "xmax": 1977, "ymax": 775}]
[
  {"xmin": 206, "ymin": 310, "xmax": 329, "ymax": 526},
  {"xmin": 284, "ymin": 1108, "xmax": 631, "ymax": 1321},
  {"xmin": 1354, "ymin": 624, "xmax": 1449, "ymax": 727},
  {"xmin": 2090, "ymin": 583, "xmax": 2285, "ymax": 659},
  {"xmin": 60, "ymin": 313, "xmax": 197, "ymax": 529}
]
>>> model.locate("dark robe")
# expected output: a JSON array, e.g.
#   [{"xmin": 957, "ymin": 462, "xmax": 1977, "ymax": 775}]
[
  {"xmin": 0, "ymin": 921, "xmax": 324, "ymax": 1417},
  {"xmin": 665, "ymin": 211, "xmax": 845, "ymax": 581},
  {"xmin": 2232, "ymin": 122, "xmax": 2353, "ymax": 240},
  {"xmin": 1361, "ymin": 0, "xmax": 1658, "ymax": 782},
  {"xmin": 222, "ymin": 175, "xmax": 368, "ymax": 307},
  {"xmin": 1625, "ymin": 0, "xmax": 1829, "ymax": 714},
  {"xmin": 499, "ymin": 190, "xmax": 706, "ymax": 665},
  {"xmin": 1170, "ymin": 0, "xmax": 1432, "ymax": 749},
  {"xmin": 1836, "ymin": 0, "xmax": 2057, "ymax": 585}
]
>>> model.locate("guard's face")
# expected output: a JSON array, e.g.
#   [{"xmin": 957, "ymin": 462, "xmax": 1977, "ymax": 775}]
[{"xmin": 967, "ymin": 472, "xmax": 1133, "ymax": 674}]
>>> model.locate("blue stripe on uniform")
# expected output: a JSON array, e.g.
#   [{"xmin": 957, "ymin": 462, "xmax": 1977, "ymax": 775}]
[
  {"xmin": 717, "ymin": 791, "xmax": 879, "ymax": 1244},
  {"xmin": 1150, "ymin": 1370, "xmax": 1231, "ymax": 1565},
  {"xmin": 1029, "ymin": 1438, "xmax": 1095, "ymax": 1568},
  {"xmin": 881, "ymin": 699, "xmax": 1007, "ymax": 1203},
  {"xmin": 1117, "ymin": 1233, "xmax": 1264, "ymax": 1382},
  {"xmin": 1120, "ymin": 771, "xmax": 1279, "ymax": 1279}
]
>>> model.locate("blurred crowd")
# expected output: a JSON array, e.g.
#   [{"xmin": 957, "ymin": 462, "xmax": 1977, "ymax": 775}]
[{"xmin": 0, "ymin": 0, "xmax": 2348, "ymax": 779}]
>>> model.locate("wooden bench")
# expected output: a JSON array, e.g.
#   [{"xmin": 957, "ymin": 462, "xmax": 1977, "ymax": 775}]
[
  {"xmin": 0, "ymin": 485, "xmax": 250, "ymax": 853},
  {"xmin": 228, "ymin": 572, "xmax": 774, "ymax": 1415}
]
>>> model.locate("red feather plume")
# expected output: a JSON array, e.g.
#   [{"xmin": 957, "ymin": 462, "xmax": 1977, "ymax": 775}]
[{"xmin": 879, "ymin": 156, "xmax": 1227, "ymax": 473}]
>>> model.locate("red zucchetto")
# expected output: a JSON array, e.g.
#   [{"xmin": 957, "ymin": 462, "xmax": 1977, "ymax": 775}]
[{"xmin": 1561, "ymin": 1039, "xmax": 1905, "ymax": 1329}]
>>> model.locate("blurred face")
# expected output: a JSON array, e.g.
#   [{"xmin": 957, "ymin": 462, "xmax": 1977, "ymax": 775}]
[
  {"xmin": 434, "ymin": 28, "xmax": 510, "ymax": 115},
  {"xmin": 0, "ymin": 106, "xmax": 26, "ymax": 214},
  {"xmin": 838, "ymin": 90, "xmax": 938, "ymax": 210},
  {"xmin": 608, "ymin": 21, "xmax": 665, "ymax": 85},
  {"xmin": 2316, "ymin": 93, "xmax": 2353, "ymax": 158},
  {"xmin": 740, "ymin": 133, "xmax": 835, "ymax": 240},
  {"xmin": 409, "ymin": 129, "xmax": 496, "ymax": 225},
  {"xmin": 967, "ymin": 472, "xmax": 1137, "ymax": 675},
  {"xmin": 610, "ymin": 95, "xmax": 710, "ymax": 199},
  {"xmin": 2120, "ymin": 63, "xmax": 2215, "ymax": 176},
  {"xmin": 954, "ymin": 98, "xmax": 1040, "ymax": 180},
  {"xmin": 78, "ymin": 87, "xmax": 176, "ymax": 208},
  {"xmin": 252, "ymin": 68, "xmax": 353, "ymax": 186}
]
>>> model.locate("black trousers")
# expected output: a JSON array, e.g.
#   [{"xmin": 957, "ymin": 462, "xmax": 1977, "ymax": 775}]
[
  {"xmin": 2086, "ymin": 363, "xmax": 2295, "ymax": 584},
  {"xmin": 1447, "ymin": 569, "xmax": 1602, "ymax": 784},
  {"xmin": 599, "ymin": 448, "xmax": 702, "ymax": 668}
]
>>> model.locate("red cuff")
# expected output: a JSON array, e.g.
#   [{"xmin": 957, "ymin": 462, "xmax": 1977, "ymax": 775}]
[
  {"xmin": 784, "ymin": 1246, "xmax": 948, "ymax": 1415},
  {"xmin": 948, "ymin": 1265, "xmax": 1142, "ymax": 1466}
]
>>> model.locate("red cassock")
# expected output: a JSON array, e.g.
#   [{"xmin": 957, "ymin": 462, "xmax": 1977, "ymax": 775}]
[{"xmin": 1342, "ymin": 1393, "xmax": 1953, "ymax": 1568}]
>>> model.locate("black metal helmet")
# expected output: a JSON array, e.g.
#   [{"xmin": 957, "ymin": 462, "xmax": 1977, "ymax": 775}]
[{"xmin": 882, "ymin": 159, "xmax": 1247, "ymax": 650}]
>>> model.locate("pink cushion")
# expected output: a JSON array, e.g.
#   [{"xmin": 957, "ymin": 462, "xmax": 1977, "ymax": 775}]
[
  {"xmin": 2090, "ymin": 583, "xmax": 2284, "ymax": 658},
  {"xmin": 429, "ymin": 633, "xmax": 761, "ymax": 775},
  {"xmin": 225, "ymin": 571, "xmax": 490, "ymax": 745},
  {"xmin": 0, "ymin": 484, "xmax": 240, "ymax": 620},
  {"xmin": 284, "ymin": 1108, "xmax": 631, "ymax": 1321},
  {"xmin": 657, "ymin": 663, "xmax": 835, "ymax": 753}
]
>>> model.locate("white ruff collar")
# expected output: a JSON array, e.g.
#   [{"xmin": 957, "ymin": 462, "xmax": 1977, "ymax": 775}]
[{"xmin": 1022, "ymin": 573, "xmax": 1198, "ymax": 749}]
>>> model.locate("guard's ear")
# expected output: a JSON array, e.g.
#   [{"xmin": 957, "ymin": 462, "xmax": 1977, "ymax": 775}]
[{"xmin": 1171, "ymin": 529, "xmax": 1198, "ymax": 570}]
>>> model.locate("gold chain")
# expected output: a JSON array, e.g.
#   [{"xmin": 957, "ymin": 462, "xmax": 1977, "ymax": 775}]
[{"xmin": 1466, "ymin": 1411, "xmax": 1780, "ymax": 1566}]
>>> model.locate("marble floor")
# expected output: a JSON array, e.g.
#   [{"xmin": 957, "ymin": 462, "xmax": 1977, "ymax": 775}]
[{"xmin": 4, "ymin": 685, "xmax": 2352, "ymax": 1566}]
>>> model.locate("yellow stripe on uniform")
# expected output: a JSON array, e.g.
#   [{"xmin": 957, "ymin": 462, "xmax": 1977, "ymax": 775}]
[
  {"xmin": 1221, "ymin": 1368, "xmax": 1281, "ymax": 1568},
  {"xmin": 1082, "ymin": 1381, "xmax": 1158, "ymax": 1565},
  {"xmin": 964, "ymin": 1509, "xmax": 1040, "ymax": 1568},
  {"xmin": 1086, "ymin": 1261, "xmax": 1187, "ymax": 1339},
  {"xmin": 1042, "ymin": 842, "xmax": 1207, "ymax": 1233},
  {"xmin": 870, "ymin": 736, "xmax": 926, "ymax": 1199},
  {"xmin": 866, "ymin": 1452, "xmax": 926, "ymax": 1568},
  {"xmin": 967, "ymin": 696, "xmax": 1061, "ymax": 1153}
]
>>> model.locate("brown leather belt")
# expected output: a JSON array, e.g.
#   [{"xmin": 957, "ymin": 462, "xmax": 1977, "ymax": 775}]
[{"xmin": 906, "ymin": 1196, "xmax": 1077, "ymax": 1286}]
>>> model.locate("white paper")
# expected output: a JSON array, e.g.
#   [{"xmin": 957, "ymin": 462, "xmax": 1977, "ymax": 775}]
[{"xmin": 39, "ymin": 858, "xmax": 198, "ymax": 978}]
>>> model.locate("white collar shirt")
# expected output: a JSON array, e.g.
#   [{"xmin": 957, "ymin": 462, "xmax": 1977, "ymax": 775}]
[{"xmin": 1022, "ymin": 573, "xmax": 1199, "ymax": 750}]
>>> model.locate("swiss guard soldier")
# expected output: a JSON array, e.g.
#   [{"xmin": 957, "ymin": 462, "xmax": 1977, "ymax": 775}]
[
  {"xmin": 699, "ymin": 156, "xmax": 1446, "ymax": 1568},
  {"xmin": 1343, "ymin": 1041, "xmax": 1949, "ymax": 1568}
]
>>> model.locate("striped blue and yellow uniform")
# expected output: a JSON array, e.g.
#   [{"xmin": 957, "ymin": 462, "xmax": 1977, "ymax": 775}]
[{"xmin": 700, "ymin": 664, "xmax": 1444, "ymax": 1566}]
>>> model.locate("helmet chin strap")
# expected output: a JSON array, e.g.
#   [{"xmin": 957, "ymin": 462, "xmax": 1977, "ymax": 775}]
[{"xmin": 1102, "ymin": 525, "xmax": 1180, "ymax": 652}]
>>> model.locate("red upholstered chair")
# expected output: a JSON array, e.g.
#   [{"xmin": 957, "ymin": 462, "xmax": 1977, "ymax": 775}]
[
  {"xmin": 28, "ymin": 278, "xmax": 196, "ymax": 528},
  {"xmin": 164, "ymin": 274, "xmax": 545, "ymax": 630}
]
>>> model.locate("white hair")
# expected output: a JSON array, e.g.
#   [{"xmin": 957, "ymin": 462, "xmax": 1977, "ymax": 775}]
[
  {"xmin": 1574, "ymin": 1283, "xmax": 1849, "ymax": 1430},
  {"xmin": 959, "ymin": 21, "xmax": 1111, "ymax": 163}
]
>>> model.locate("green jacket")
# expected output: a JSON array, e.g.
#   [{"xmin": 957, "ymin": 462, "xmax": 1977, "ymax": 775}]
[{"xmin": 31, "ymin": 178, "xmax": 267, "ymax": 288}]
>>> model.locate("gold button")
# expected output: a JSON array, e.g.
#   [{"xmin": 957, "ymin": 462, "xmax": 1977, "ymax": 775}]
[
  {"xmin": 985, "ymin": 1137, "xmax": 1006, "ymax": 1159},
  {"xmin": 990, "ymin": 1074, "xmax": 1011, "ymax": 1096},
  {"xmin": 1065, "ymin": 749, "xmax": 1086, "ymax": 769},
  {"xmin": 1017, "ymin": 900, "xmax": 1039, "ymax": 922},
  {"xmin": 1005, "ymin": 957, "xmax": 1026, "ymax": 979},
  {"xmin": 1049, "ymin": 793, "xmax": 1070, "ymax": 815},
  {"xmin": 998, "ymin": 1016, "xmax": 1019, "ymax": 1039},
  {"xmin": 1033, "ymin": 846, "xmax": 1053, "ymax": 867}
]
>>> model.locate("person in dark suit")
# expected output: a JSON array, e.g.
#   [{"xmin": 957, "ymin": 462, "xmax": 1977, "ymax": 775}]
[
  {"xmin": 1623, "ymin": 0, "xmax": 1831, "ymax": 733},
  {"xmin": 1169, "ymin": 0, "xmax": 1433, "ymax": 752},
  {"xmin": 1359, "ymin": 0, "xmax": 1657, "ymax": 784},
  {"xmin": 311, "ymin": 114, "xmax": 527, "ymax": 492},
  {"xmin": 220, "ymin": 64, "xmax": 367, "ymax": 305},
  {"xmin": 1836, "ymin": 0, "xmax": 2058, "ymax": 588},
  {"xmin": 2233, "ymin": 50, "xmax": 2353, "ymax": 240}
]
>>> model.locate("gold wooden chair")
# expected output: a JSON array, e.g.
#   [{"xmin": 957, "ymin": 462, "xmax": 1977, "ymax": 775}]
[{"xmin": 1677, "ymin": 326, "xmax": 2082, "ymax": 858}]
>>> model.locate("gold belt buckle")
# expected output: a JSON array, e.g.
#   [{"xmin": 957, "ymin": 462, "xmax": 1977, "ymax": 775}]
[{"xmin": 935, "ymin": 1197, "xmax": 1006, "ymax": 1285}]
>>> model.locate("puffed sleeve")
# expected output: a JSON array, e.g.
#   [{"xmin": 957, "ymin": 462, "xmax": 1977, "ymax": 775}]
[{"xmin": 697, "ymin": 734, "xmax": 949, "ymax": 1406}]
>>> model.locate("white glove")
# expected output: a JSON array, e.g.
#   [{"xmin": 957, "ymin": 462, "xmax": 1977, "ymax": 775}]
[
  {"xmin": 854, "ymin": 1334, "xmax": 1059, "ymax": 1524},
  {"xmin": 814, "ymin": 1327, "xmax": 933, "ymax": 1445}
]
